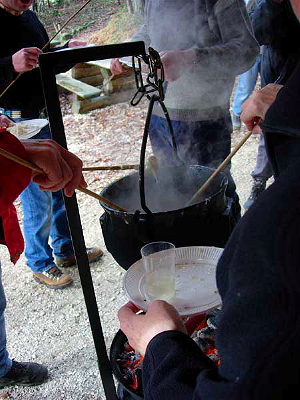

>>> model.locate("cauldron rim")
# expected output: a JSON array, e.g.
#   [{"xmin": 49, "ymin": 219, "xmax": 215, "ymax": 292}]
[{"xmin": 99, "ymin": 165, "xmax": 228, "ymax": 215}]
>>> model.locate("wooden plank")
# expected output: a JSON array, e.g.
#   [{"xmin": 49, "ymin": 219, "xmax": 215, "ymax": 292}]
[
  {"xmin": 78, "ymin": 75, "xmax": 103, "ymax": 86},
  {"xmin": 86, "ymin": 58, "xmax": 132, "ymax": 70},
  {"xmin": 72, "ymin": 63, "xmax": 101, "ymax": 79},
  {"xmin": 72, "ymin": 88, "xmax": 136, "ymax": 114},
  {"xmin": 56, "ymin": 74, "xmax": 101, "ymax": 99}
]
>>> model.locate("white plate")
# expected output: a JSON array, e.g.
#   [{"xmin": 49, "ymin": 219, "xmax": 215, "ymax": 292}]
[
  {"xmin": 123, "ymin": 246, "xmax": 223, "ymax": 316},
  {"xmin": 7, "ymin": 119, "xmax": 48, "ymax": 139}
]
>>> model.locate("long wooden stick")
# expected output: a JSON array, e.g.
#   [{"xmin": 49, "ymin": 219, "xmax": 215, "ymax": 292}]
[
  {"xmin": 0, "ymin": 147, "xmax": 127, "ymax": 212},
  {"xmin": 42, "ymin": 0, "xmax": 94, "ymax": 50},
  {"xmin": 0, "ymin": 0, "xmax": 94, "ymax": 100},
  {"xmin": 185, "ymin": 130, "xmax": 253, "ymax": 207},
  {"xmin": 83, "ymin": 164, "xmax": 139, "ymax": 172}
]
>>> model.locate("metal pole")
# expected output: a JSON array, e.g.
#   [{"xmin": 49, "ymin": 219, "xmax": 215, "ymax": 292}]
[{"xmin": 39, "ymin": 42, "xmax": 146, "ymax": 400}]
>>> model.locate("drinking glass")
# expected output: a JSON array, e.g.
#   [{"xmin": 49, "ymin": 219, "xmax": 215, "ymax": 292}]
[{"xmin": 141, "ymin": 241, "xmax": 175, "ymax": 302}]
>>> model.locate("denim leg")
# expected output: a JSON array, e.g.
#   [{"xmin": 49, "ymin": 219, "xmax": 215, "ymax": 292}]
[
  {"xmin": 181, "ymin": 115, "xmax": 232, "ymax": 168},
  {"xmin": 149, "ymin": 114, "xmax": 240, "ymax": 217},
  {"xmin": 251, "ymin": 135, "xmax": 273, "ymax": 181},
  {"xmin": 149, "ymin": 114, "xmax": 232, "ymax": 168},
  {"xmin": 20, "ymin": 181, "xmax": 56, "ymax": 273},
  {"xmin": 0, "ymin": 263, "xmax": 12, "ymax": 378},
  {"xmin": 149, "ymin": 115, "xmax": 183, "ymax": 165},
  {"xmin": 232, "ymin": 55, "xmax": 260, "ymax": 117},
  {"xmin": 17, "ymin": 120, "xmax": 73, "ymax": 272},
  {"xmin": 50, "ymin": 190, "xmax": 73, "ymax": 259}
]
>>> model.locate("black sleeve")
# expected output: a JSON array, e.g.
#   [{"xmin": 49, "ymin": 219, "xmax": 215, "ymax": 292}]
[
  {"xmin": 261, "ymin": 60, "xmax": 300, "ymax": 137},
  {"xmin": 142, "ymin": 330, "xmax": 217, "ymax": 400},
  {"xmin": 250, "ymin": 0, "xmax": 285, "ymax": 45},
  {"xmin": 0, "ymin": 56, "xmax": 16, "ymax": 91}
]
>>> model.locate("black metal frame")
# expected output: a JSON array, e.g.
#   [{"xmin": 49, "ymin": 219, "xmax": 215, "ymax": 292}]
[{"xmin": 38, "ymin": 41, "xmax": 146, "ymax": 400}]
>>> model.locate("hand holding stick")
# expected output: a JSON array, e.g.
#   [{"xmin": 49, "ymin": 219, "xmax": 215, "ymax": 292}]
[
  {"xmin": 0, "ymin": 0, "xmax": 93, "ymax": 100},
  {"xmin": 0, "ymin": 147, "xmax": 126, "ymax": 212}
]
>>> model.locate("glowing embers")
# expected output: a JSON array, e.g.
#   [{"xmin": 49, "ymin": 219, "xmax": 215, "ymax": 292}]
[
  {"xmin": 117, "ymin": 342, "xmax": 144, "ymax": 390},
  {"xmin": 116, "ymin": 309, "xmax": 221, "ymax": 393},
  {"xmin": 191, "ymin": 310, "xmax": 220, "ymax": 366}
]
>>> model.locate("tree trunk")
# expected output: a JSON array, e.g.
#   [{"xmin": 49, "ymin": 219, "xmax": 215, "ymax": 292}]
[
  {"xmin": 133, "ymin": 0, "xmax": 145, "ymax": 15},
  {"xmin": 126, "ymin": 0, "xmax": 134, "ymax": 14},
  {"xmin": 126, "ymin": 0, "xmax": 145, "ymax": 15}
]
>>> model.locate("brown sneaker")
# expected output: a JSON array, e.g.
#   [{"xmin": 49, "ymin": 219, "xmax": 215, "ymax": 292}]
[
  {"xmin": 33, "ymin": 266, "xmax": 73, "ymax": 289},
  {"xmin": 55, "ymin": 247, "xmax": 103, "ymax": 268}
]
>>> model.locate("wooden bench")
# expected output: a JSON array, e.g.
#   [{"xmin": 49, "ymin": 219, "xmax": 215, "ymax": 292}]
[
  {"xmin": 56, "ymin": 58, "xmax": 136, "ymax": 114},
  {"xmin": 56, "ymin": 74, "xmax": 101, "ymax": 99}
]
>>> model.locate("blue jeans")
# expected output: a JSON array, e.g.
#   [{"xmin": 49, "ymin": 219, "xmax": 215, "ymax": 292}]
[
  {"xmin": 149, "ymin": 113, "xmax": 232, "ymax": 168},
  {"xmin": 251, "ymin": 134, "xmax": 273, "ymax": 181},
  {"xmin": 0, "ymin": 262, "xmax": 12, "ymax": 377},
  {"xmin": 232, "ymin": 55, "xmax": 261, "ymax": 117},
  {"xmin": 17, "ymin": 120, "xmax": 74, "ymax": 273}
]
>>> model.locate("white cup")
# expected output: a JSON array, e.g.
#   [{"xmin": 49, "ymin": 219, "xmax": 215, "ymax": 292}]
[{"xmin": 141, "ymin": 241, "xmax": 175, "ymax": 302}]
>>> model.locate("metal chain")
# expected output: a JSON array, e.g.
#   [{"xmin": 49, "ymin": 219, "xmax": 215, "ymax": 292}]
[
  {"xmin": 131, "ymin": 47, "xmax": 183, "ymax": 214},
  {"xmin": 130, "ymin": 47, "xmax": 165, "ymax": 106}
]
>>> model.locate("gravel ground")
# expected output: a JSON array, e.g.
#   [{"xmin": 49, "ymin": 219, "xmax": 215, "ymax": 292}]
[{"xmin": 0, "ymin": 94, "xmax": 262, "ymax": 399}]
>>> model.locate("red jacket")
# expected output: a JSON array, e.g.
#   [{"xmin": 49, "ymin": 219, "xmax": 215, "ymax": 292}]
[{"xmin": 0, "ymin": 129, "xmax": 31, "ymax": 263}]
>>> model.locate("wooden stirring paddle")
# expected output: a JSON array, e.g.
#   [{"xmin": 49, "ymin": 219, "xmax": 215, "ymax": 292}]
[
  {"xmin": 83, "ymin": 164, "xmax": 139, "ymax": 171},
  {"xmin": 185, "ymin": 130, "xmax": 253, "ymax": 207},
  {"xmin": 0, "ymin": 147, "xmax": 127, "ymax": 212}
]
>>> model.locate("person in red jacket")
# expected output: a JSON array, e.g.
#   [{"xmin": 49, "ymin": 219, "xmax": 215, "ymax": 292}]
[{"xmin": 0, "ymin": 114, "xmax": 85, "ymax": 388}]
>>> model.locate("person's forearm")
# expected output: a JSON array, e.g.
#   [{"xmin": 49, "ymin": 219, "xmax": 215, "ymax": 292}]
[{"xmin": 143, "ymin": 331, "xmax": 216, "ymax": 400}]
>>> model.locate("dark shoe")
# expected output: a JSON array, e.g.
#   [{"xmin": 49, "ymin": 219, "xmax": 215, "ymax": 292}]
[
  {"xmin": 55, "ymin": 247, "xmax": 103, "ymax": 268},
  {"xmin": 0, "ymin": 360, "xmax": 48, "ymax": 389},
  {"xmin": 232, "ymin": 113, "xmax": 241, "ymax": 130},
  {"xmin": 244, "ymin": 178, "xmax": 266, "ymax": 210},
  {"xmin": 33, "ymin": 266, "xmax": 73, "ymax": 289}
]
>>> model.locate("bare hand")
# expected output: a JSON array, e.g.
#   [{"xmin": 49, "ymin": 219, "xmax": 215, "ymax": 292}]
[
  {"xmin": 68, "ymin": 39, "xmax": 88, "ymax": 48},
  {"xmin": 0, "ymin": 115, "xmax": 14, "ymax": 129},
  {"xmin": 20, "ymin": 139, "xmax": 87, "ymax": 197},
  {"xmin": 118, "ymin": 301, "xmax": 187, "ymax": 356},
  {"xmin": 110, "ymin": 58, "xmax": 129, "ymax": 75},
  {"xmin": 12, "ymin": 47, "xmax": 42, "ymax": 73},
  {"xmin": 160, "ymin": 50, "xmax": 193, "ymax": 82},
  {"xmin": 241, "ymin": 83, "xmax": 283, "ymax": 133}
]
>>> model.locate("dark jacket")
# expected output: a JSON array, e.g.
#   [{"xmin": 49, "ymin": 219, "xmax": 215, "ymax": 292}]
[
  {"xmin": 142, "ymin": 61, "xmax": 300, "ymax": 399},
  {"xmin": 250, "ymin": 0, "xmax": 300, "ymax": 85},
  {"xmin": 0, "ymin": 8, "xmax": 69, "ymax": 112}
]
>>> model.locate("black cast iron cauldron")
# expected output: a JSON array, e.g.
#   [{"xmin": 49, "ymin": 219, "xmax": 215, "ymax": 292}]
[{"xmin": 99, "ymin": 165, "xmax": 239, "ymax": 270}]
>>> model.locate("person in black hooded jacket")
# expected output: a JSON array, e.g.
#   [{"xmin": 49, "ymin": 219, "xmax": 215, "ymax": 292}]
[
  {"xmin": 117, "ymin": 1, "xmax": 300, "ymax": 398},
  {"xmin": 243, "ymin": 0, "xmax": 300, "ymax": 210}
]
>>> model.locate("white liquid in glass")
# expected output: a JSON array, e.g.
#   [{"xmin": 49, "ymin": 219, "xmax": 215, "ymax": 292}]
[{"xmin": 146, "ymin": 272, "xmax": 175, "ymax": 302}]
